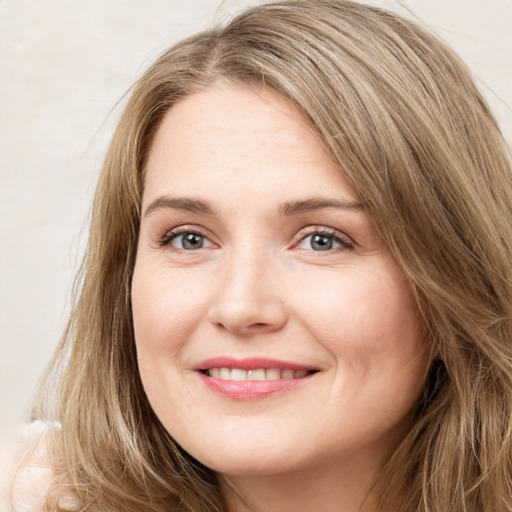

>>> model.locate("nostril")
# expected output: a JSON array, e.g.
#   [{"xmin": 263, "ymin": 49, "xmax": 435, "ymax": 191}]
[
  {"xmin": 208, "ymin": 290, "xmax": 288, "ymax": 334},
  {"xmin": 246, "ymin": 322, "xmax": 278, "ymax": 332}
]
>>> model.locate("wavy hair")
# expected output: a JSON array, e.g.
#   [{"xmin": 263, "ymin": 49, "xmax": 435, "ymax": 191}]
[{"xmin": 32, "ymin": 1, "xmax": 512, "ymax": 510}]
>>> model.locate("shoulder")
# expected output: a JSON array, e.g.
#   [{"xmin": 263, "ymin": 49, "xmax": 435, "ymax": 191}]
[{"xmin": 0, "ymin": 421, "xmax": 57, "ymax": 512}]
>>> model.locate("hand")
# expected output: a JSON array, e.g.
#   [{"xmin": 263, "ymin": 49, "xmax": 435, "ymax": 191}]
[
  {"xmin": 10, "ymin": 433, "xmax": 54, "ymax": 512},
  {"xmin": 5, "ymin": 424, "xmax": 81, "ymax": 512}
]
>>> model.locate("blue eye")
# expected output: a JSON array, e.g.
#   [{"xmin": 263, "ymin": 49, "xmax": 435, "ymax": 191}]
[
  {"xmin": 165, "ymin": 232, "xmax": 212, "ymax": 250},
  {"xmin": 297, "ymin": 230, "xmax": 352, "ymax": 252}
]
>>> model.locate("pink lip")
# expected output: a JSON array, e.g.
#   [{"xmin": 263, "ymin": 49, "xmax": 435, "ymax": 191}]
[
  {"xmin": 193, "ymin": 357, "xmax": 316, "ymax": 371},
  {"xmin": 193, "ymin": 357, "xmax": 318, "ymax": 400}
]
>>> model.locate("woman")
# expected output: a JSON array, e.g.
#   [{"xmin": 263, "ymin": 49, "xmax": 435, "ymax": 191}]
[{"xmin": 4, "ymin": 0, "xmax": 512, "ymax": 510}]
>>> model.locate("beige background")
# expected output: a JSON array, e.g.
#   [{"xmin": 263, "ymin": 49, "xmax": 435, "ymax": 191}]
[{"xmin": 1, "ymin": 0, "xmax": 511, "ymax": 435}]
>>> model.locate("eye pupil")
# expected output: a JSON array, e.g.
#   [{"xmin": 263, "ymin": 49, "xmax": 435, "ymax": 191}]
[
  {"xmin": 311, "ymin": 234, "xmax": 333, "ymax": 251},
  {"xmin": 182, "ymin": 233, "xmax": 204, "ymax": 250}
]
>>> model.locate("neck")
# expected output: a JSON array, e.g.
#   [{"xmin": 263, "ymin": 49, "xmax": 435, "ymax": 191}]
[{"xmin": 218, "ymin": 454, "xmax": 391, "ymax": 512}]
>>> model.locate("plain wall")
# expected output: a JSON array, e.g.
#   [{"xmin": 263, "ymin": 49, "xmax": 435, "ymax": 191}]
[{"xmin": 1, "ymin": 0, "xmax": 511, "ymax": 435}]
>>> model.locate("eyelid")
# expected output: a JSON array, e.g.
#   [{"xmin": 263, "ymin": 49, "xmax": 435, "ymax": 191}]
[
  {"xmin": 157, "ymin": 225, "xmax": 215, "ymax": 249},
  {"xmin": 292, "ymin": 225, "xmax": 354, "ymax": 251},
  {"xmin": 155, "ymin": 224, "xmax": 354, "ymax": 252}
]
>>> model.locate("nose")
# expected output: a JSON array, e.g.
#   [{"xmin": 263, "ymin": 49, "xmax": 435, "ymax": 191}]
[{"xmin": 208, "ymin": 249, "xmax": 288, "ymax": 335}]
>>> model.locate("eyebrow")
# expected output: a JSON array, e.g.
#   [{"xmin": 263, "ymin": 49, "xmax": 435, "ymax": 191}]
[
  {"xmin": 143, "ymin": 195, "xmax": 364, "ymax": 218},
  {"xmin": 279, "ymin": 198, "xmax": 363, "ymax": 216},
  {"xmin": 144, "ymin": 196, "xmax": 217, "ymax": 217}
]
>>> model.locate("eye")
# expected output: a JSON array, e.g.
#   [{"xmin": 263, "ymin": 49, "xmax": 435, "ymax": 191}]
[
  {"xmin": 159, "ymin": 229, "xmax": 214, "ymax": 251},
  {"xmin": 172, "ymin": 232, "xmax": 208, "ymax": 250},
  {"xmin": 296, "ymin": 229, "xmax": 353, "ymax": 252}
]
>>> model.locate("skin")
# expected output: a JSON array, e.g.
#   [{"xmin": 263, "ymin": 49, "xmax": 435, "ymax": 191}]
[{"xmin": 131, "ymin": 83, "xmax": 430, "ymax": 512}]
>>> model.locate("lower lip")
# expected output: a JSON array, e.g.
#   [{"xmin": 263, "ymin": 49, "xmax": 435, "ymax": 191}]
[{"xmin": 198, "ymin": 372, "xmax": 314, "ymax": 400}]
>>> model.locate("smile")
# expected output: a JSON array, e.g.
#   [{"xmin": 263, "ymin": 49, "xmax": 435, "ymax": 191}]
[
  {"xmin": 194, "ymin": 357, "xmax": 319, "ymax": 399},
  {"xmin": 204, "ymin": 368, "xmax": 312, "ymax": 380}
]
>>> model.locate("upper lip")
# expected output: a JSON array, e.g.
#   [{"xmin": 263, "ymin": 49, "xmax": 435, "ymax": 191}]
[{"xmin": 193, "ymin": 357, "xmax": 318, "ymax": 372}]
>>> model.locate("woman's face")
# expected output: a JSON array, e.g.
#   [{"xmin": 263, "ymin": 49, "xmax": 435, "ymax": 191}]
[{"xmin": 132, "ymin": 83, "xmax": 429, "ymax": 478}]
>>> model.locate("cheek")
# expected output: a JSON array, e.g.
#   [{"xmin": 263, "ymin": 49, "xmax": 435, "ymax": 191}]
[
  {"xmin": 131, "ymin": 260, "xmax": 211, "ymax": 372},
  {"xmin": 290, "ymin": 265, "xmax": 426, "ymax": 371},
  {"xmin": 130, "ymin": 260, "xmax": 217, "ymax": 427},
  {"xmin": 295, "ymin": 267, "xmax": 428, "ymax": 437}
]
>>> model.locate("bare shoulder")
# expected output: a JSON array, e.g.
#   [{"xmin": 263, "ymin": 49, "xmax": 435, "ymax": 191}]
[{"xmin": 0, "ymin": 421, "xmax": 59, "ymax": 512}]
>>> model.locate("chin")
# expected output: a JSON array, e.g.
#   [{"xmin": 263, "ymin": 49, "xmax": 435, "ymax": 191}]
[
  {"xmin": 181, "ymin": 435, "xmax": 307, "ymax": 477},
  {"xmin": 204, "ymin": 454, "xmax": 300, "ymax": 478}
]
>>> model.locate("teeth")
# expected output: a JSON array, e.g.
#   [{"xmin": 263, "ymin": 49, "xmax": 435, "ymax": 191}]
[
  {"xmin": 231, "ymin": 368, "xmax": 247, "ymax": 381},
  {"xmin": 206, "ymin": 368, "xmax": 312, "ymax": 381},
  {"xmin": 247, "ymin": 369, "xmax": 266, "ymax": 380},
  {"xmin": 281, "ymin": 369, "xmax": 295, "ymax": 379},
  {"xmin": 266, "ymin": 368, "xmax": 281, "ymax": 380}
]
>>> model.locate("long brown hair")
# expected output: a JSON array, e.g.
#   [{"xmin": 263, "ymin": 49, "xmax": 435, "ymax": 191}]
[{"xmin": 33, "ymin": 1, "xmax": 512, "ymax": 510}]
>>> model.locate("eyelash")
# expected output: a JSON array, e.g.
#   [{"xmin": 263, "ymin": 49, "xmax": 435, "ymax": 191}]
[
  {"xmin": 157, "ymin": 226, "xmax": 354, "ymax": 253},
  {"xmin": 157, "ymin": 226, "xmax": 210, "ymax": 249},
  {"xmin": 294, "ymin": 226, "xmax": 354, "ymax": 253}
]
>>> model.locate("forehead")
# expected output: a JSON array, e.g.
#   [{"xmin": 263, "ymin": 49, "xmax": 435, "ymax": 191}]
[
  {"xmin": 143, "ymin": 83, "xmax": 359, "ymax": 205},
  {"xmin": 149, "ymin": 82, "xmax": 314, "ymax": 153}
]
